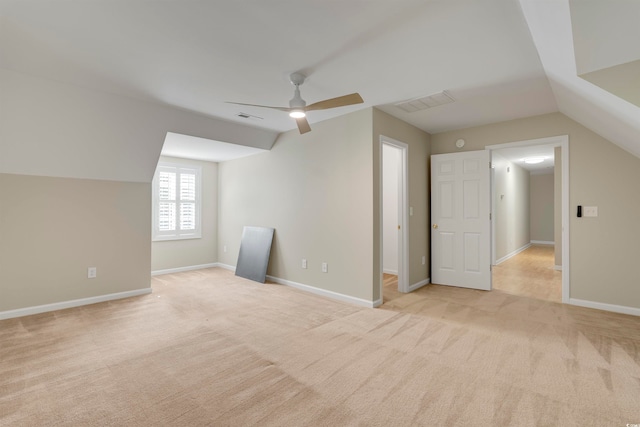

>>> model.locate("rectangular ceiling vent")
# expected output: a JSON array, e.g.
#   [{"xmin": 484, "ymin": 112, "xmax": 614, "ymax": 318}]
[
  {"xmin": 395, "ymin": 91, "xmax": 455, "ymax": 113},
  {"xmin": 237, "ymin": 112, "xmax": 263, "ymax": 120}
]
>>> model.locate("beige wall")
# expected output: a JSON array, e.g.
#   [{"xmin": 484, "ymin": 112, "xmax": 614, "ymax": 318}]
[
  {"xmin": 0, "ymin": 68, "xmax": 276, "ymax": 314},
  {"xmin": 530, "ymin": 173, "xmax": 554, "ymax": 243},
  {"xmin": 218, "ymin": 109, "xmax": 375, "ymax": 301},
  {"xmin": 492, "ymin": 152, "xmax": 530, "ymax": 261},
  {"xmin": 0, "ymin": 173, "xmax": 151, "ymax": 311},
  {"xmin": 217, "ymin": 108, "xmax": 428, "ymax": 304},
  {"xmin": 373, "ymin": 109, "xmax": 430, "ymax": 300},
  {"xmin": 431, "ymin": 112, "xmax": 640, "ymax": 309},
  {"xmin": 579, "ymin": 59, "xmax": 640, "ymax": 108},
  {"xmin": 151, "ymin": 156, "xmax": 218, "ymax": 272}
]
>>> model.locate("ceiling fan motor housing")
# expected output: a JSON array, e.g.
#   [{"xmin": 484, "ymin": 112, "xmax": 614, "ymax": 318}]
[
  {"xmin": 289, "ymin": 87, "xmax": 307, "ymax": 109},
  {"xmin": 289, "ymin": 72, "xmax": 307, "ymax": 110},
  {"xmin": 289, "ymin": 72, "xmax": 306, "ymax": 86}
]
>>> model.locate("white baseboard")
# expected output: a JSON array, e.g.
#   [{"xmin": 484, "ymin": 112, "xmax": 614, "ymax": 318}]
[
  {"xmin": 0, "ymin": 288, "xmax": 152, "ymax": 321},
  {"xmin": 266, "ymin": 275, "xmax": 376, "ymax": 308},
  {"xmin": 152, "ymin": 263, "xmax": 218, "ymax": 276},
  {"xmin": 174, "ymin": 265, "xmax": 375, "ymax": 308},
  {"xmin": 215, "ymin": 263, "xmax": 236, "ymax": 272},
  {"xmin": 530, "ymin": 240, "xmax": 554, "ymax": 246},
  {"xmin": 408, "ymin": 278, "xmax": 430, "ymax": 292},
  {"xmin": 495, "ymin": 243, "xmax": 531, "ymax": 265},
  {"xmin": 554, "ymin": 265, "xmax": 562, "ymax": 271},
  {"xmin": 569, "ymin": 298, "xmax": 640, "ymax": 317},
  {"xmin": 372, "ymin": 298, "xmax": 383, "ymax": 308},
  {"xmin": 383, "ymin": 269, "xmax": 398, "ymax": 275}
]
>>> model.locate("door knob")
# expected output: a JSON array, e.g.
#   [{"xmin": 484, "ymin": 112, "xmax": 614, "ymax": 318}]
[{"xmin": 433, "ymin": 224, "xmax": 438, "ymax": 229}]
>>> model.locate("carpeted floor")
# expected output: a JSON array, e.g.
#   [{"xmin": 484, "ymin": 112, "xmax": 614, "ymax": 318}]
[{"xmin": 1, "ymin": 268, "xmax": 639, "ymax": 426}]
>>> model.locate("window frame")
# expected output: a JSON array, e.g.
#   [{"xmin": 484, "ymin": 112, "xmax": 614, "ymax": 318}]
[{"xmin": 152, "ymin": 162, "xmax": 202, "ymax": 241}]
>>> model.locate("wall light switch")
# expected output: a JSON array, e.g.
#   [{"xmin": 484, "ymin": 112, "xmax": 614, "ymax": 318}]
[
  {"xmin": 302, "ymin": 258, "xmax": 307, "ymax": 269},
  {"xmin": 409, "ymin": 207, "xmax": 414, "ymax": 216},
  {"xmin": 422, "ymin": 256, "xmax": 426, "ymax": 265},
  {"xmin": 321, "ymin": 262, "xmax": 328, "ymax": 273},
  {"xmin": 223, "ymin": 245, "xmax": 227, "ymax": 253},
  {"xmin": 583, "ymin": 206, "xmax": 598, "ymax": 217}
]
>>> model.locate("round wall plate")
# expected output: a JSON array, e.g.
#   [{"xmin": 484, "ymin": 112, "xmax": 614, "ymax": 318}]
[{"xmin": 456, "ymin": 138, "xmax": 465, "ymax": 148}]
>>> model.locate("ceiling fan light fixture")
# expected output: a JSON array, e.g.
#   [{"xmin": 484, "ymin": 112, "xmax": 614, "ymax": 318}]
[{"xmin": 289, "ymin": 110, "xmax": 306, "ymax": 118}]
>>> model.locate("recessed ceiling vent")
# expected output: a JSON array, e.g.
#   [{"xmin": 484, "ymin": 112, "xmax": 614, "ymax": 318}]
[
  {"xmin": 237, "ymin": 112, "xmax": 263, "ymax": 120},
  {"xmin": 395, "ymin": 91, "xmax": 455, "ymax": 113}
]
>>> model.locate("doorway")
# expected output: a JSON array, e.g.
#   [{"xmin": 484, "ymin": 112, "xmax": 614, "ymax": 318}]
[
  {"xmin": 490, "ymin": 145, "xmax": 559, "ymax": 301},
  {"xmin": 429, "ymin": 135, "xmax": 570, "ymax": 303},
  {"xmin": 379, "ymin": 136, "xmax": 408, "ymax": 302},
  {"xmin": 487, "ymin": 136, "xmax": 569, "ymax": 303}
]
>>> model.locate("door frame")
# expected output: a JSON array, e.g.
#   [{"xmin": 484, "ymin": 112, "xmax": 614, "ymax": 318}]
[
  {"xmin": 379, "ymin": 135, "xmax": 409, "ymax": 298},
  {"xmin": 486, "ymin": 135, "xmax": 570, "ymax": 303}
]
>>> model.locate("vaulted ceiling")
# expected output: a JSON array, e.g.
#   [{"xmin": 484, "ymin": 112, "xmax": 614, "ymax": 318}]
[{"xmin": 1, "ymin": 0, "xmax": 638, "ymax": 157}]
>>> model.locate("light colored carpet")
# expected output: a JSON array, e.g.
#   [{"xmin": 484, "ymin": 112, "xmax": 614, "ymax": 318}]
[{"xmin": 1, "ymin": 268, "xmax": 639, "ymax": 426}]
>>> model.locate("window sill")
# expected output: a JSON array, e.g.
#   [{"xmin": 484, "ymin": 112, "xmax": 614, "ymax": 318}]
[{"xmin": 152, "ymin": 235, "xmax": 202, "ymax": 242}]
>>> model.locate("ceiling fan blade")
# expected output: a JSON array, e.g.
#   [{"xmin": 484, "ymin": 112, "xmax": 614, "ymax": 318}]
[
  {"xmin": 305, "ymin": 93, "xmax": 364, "ymax": 111},
  {"xmin": 226, "ymin": 101, "xmax": 290, "ymax": 112},
  {"xmin": 296, "ymin": 117, "xmax": 311, "ymax": 134}
]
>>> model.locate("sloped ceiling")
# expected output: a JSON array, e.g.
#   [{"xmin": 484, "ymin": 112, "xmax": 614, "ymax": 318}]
[
  {"xmin": 0, "ymin": 0, "xmax": 555, "ymax": 136},
  {"xmin": 0, "ymin": 0, "xmax": 638, "ymax": 160},
  {"xmin": 519, "ymin": 0, "xmax": 640, "ymax": 159},
  {"xmin": 570, "ymin": 0, "xmax": 640, "ymax": 110},
  {"xmin": 162, "ymin": 133, "xmax": 267, "ymax": 163}
]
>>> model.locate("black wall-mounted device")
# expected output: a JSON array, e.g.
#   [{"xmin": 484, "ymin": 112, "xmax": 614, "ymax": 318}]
[{"xmin": 577, "ymin": 205, "xmax": 582, "ymax": 218}]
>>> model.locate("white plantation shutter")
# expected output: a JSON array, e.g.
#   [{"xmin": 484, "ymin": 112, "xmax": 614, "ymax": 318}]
[
  {"xmin": 179, "ymin": 173, "xmax": 196, "ymax": 231},
  {"xmin": 152, "ymin": 163, "xmax": 202, "ymax": 240},
  {"xmin": 158, "ymin": 171, "xmax": 177, "ymax": 231},
  {"xmin": 158, "ymin": 202, "xmax": 176, "ymax": 231}
]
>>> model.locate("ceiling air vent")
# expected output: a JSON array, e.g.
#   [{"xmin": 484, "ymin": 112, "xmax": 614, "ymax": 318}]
[
  {"xmin": 395, "ymin": 91, "xmax": 455, "ymax": 113},
  {"xmin": 237, "ymin": 112, "xmax": 263, "ymax": 120}
]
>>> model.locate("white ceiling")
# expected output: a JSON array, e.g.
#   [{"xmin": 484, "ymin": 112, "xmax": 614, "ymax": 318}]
[
  {"xmin": 493, "ymin": 144, "xmax": 555, "ymax": 175},
  {"xmin": 161, "ymin": 133, "xmax": 267, "ymax": 163},
  {"xmin": 1, "ymin": 0, "xmax": 639, "ymax": 160},
  {"xmin": 0, "ymin": 0, "xmax": 555, "ymax": 136}
]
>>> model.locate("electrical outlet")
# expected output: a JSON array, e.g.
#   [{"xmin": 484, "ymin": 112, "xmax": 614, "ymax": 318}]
[
  {"xmin": 321, "ymin": 262, "xmax": 328, "ymax": 273},
  {"xmin": 583, "ymin": 206, "xmax": 598, "ymax": 217},
  {"xmin": 302, "ymin": 258, "xmax": 307, "ymax": 269},
  {"xmin": 88, "ymin": 267, "xmax": 97, "ymax": 279}
]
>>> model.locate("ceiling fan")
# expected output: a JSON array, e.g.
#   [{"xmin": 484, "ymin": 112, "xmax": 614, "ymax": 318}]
[{"xmin": 227, "ymin": 73, "xmax": 364, "ymax": 134}]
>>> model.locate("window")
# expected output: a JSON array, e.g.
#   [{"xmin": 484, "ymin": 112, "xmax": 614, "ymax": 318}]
[{"xmin": 152, "ymin": 162, "xmax": 202, "ymax": 241}]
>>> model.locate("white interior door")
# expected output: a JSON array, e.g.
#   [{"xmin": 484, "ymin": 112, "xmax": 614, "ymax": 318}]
[{"xmin": 431, "ymin": 150, "xmax": 491, "ymax": 290}]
